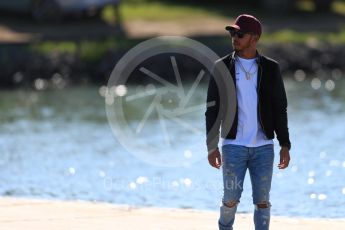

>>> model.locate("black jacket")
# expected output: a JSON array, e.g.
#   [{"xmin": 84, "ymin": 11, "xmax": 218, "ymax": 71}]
[{"xmin": 205, "ymin": 51, "xmax": 291, "ymax": 152}]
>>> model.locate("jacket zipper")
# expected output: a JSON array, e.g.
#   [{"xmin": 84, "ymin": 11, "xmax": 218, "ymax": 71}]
[{"xmin": 257, "ymin": 64, "xmax": 266, "ymax": 136}]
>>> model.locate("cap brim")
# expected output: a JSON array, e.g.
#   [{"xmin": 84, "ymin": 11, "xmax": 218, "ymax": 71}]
[{"xmin": 225, "ymin": 25, "xmax": 240, "ymax": 31}]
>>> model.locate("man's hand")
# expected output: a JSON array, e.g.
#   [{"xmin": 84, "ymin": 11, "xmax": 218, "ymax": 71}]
[
  {"xmin": 278, "ymin": 146, "xmax": 290, "ymax": 169},
  {"xmin": 208, "ymin": 149, "xmax": 222, "ymax": 169}
]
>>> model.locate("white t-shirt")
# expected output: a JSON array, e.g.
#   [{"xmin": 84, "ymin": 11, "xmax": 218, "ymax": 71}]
[{"xmin": 222, "ymin": 56, "xmax": 273, "ymax": 147}]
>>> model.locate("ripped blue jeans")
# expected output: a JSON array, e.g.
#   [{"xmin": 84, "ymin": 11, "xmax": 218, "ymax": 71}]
[{"xmin": 218, "ymin": 144, "xmax": 274, "ymax": 230}]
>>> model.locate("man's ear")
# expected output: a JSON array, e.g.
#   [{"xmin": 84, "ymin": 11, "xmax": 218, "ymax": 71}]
[
  {"xmin": 250, "ymin": 35, "xmax": 260, "ymax": 46},
  {"xmin": 253, "ymin": 34, "xmax": 260, "ymax": 42}
]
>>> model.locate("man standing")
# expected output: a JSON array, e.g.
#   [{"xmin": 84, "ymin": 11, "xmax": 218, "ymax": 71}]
[{"xmin": 205, "ymin": 14, "xmax": 291, "ymax": 230}]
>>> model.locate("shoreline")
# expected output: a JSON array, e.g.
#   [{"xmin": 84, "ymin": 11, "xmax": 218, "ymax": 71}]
[
  {"xmin": 1, "ymin": 197, "xmax": 345, "ymax": 230},
  {"xmin": 1, "ymin": 39, "xmax": 345, "ymax": 88}
]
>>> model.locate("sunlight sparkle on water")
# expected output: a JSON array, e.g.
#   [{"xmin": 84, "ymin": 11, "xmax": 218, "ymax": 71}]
[
  {"xmin": 310, "ymin": 193, "xmax": 317, "ymax": 199},
  {"xmin": 325, "ymin": 79, "xmax": 335, "ymax": 91},
  {"xmin": 34, "ymin": 78, "xmax": 48, "ymax": 90},
  {"xmin": 181, "ymin": 178, "xmax": 192, "ymax": 187},
  {"xmin": 318, "ymin": 194, "xmax": 327, "ymax": 200},
  {"xmin": 136, "ymin": 176, "xmax": 148, "ymax": 184},
  {"xmin": 105, "ymin": 95, "xmax": 114, "ymax": 105},
  {"xmin": 99, "ymin": 86, "xmax": 107, "ymax": 97},
  {"xmin": 311, "ymin": 78, "xmax": 322, "ymax": 90},
  {"xmin": 129, "ymin": 182, "xmax": 137, "ymax": 189},
  {"xmin": 307, "ymin": 178, "xmax": 315, "ymax": 185},
  {"xmin": 331, "ymin": 68, "xmax": 342, "ymax": 80},
  {"xmin": 99, "ymin": 170, "xmax": 106, "ymax": 178},
  {"xmin": 51, "ymin": 73, "xmax": 66, "ymax": 89},
  {"xmin": 145, "ymin": 84, "xmax": 156, "ymax": 95},
  {"xmin": 68, "ymin": 167, "xmax": 76, "ymax": 175},
  {"xmin": 116, "ymin": 85, "xmax": 127, "ymax": 97},
  {"xmin": 294, "ymin": 69, "xmax": 306, "ymax": 82},
  {"xmin": 171, "ymin": 180, "xmax": 179, "ymax": 187},
  {"xmin": 184, "ymin": 150, "xmax": 192, "ymax": 159}
]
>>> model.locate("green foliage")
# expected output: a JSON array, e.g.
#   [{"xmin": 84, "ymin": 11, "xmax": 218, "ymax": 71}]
[
  {"xmin": 103, "ymin": 1, "xmax": 222, "ymax": 22},
  {"xmin": 31, "ymin": 0, "xmax": 345, "ymax": 62},
  {"xmin": 33, "ymin": 41, "xmax": 77, "ymax": 53},
  {"xmin": 261, "ymin": 29, "xmax": 345, "ymax": 43},
  {"xmin": 32, "ymin": 38, "xmax": 138, "ymax": 63}
]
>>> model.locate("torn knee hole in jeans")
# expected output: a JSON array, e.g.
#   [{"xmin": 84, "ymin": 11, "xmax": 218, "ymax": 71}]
[
  {"xmin": 255, "ymin": 202, "xmax": 271, "ymax": 209},
  {"xmin": 224, "ymin": 201, "xmax": 238, "ymax": 208}
]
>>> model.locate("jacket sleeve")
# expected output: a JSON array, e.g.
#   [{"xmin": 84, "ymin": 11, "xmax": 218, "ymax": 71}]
[
  {"xmin": 272, "ymin": 63, "xmax": 291, "ymax": 150},
  {"xmin": 205, "ymin": 66, "xmax": 221, "ymax": 154}
]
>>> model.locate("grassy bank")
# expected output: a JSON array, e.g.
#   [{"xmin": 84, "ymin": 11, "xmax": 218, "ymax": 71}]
[
  {"xmin": 261, "ymin": 29, "xmax": 345, "ymax": 43},
  {"xmin": 103, "ymin": 2, "xmax": 226, "ymax": 22},
  {"xmin": 31, "ymin": 38, "xmax": 139, "ymax": 63},
  {"xmin": 27, "ymin": 0, "xmax": 345, "ymax": 61},
  {"xmin": 102, "ymin": 0, "xmax": 345, "ymax": 22}
]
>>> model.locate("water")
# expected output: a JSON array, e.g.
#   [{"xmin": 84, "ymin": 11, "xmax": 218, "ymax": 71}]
[{"xmin": 0, "ymin": 78, "xmax": 345, "ymax": 218}]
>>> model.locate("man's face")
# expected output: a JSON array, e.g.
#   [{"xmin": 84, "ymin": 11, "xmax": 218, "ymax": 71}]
[{"xmin": 230, "ymin": 30, "xmax": 256, "ymax": 52}]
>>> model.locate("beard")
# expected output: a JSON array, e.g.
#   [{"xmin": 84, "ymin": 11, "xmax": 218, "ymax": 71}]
[
  {"xmin": 232, "ymin": 43, "xmax": 241, "ymax": 52},
  {"xmin": 232, "ymin": 41, "xmax": 251, "ymax": 53}
]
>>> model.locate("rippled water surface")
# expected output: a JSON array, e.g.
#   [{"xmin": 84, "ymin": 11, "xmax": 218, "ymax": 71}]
[{"xmin": 0, "ymin": 78, "xmax": 345, "ymax": 218}]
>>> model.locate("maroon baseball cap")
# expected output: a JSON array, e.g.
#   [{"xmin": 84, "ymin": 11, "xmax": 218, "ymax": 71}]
[{"xmin": 225, "ymin": 14, "xmax": 262, "ymax": 36}]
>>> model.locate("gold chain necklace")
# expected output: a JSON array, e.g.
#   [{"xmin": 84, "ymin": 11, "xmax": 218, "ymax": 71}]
[{"xmin": 236, "ymin": 56, "xmax": 257, "ymax": 80}]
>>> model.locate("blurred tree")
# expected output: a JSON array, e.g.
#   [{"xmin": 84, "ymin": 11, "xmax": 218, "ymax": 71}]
[
  {"xmin": 154, "ymin": 0, "xmax": 334, "ymax": 12},
  {"xmin": 261, "ymin": 0, "xmax": 292, "ymax": 11},
  {"xmin": 314, "ymin": 0, "xmax": 333, "ymax": 11}
]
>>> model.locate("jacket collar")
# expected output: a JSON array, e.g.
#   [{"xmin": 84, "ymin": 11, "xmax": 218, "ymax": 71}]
[
  {"xmin": 230, "ymin": 50, "xmax": 262, "ymax": 65},
  {"xmin": 228, "ymin": 50, "xmax": 263, "ymax": 87}
]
